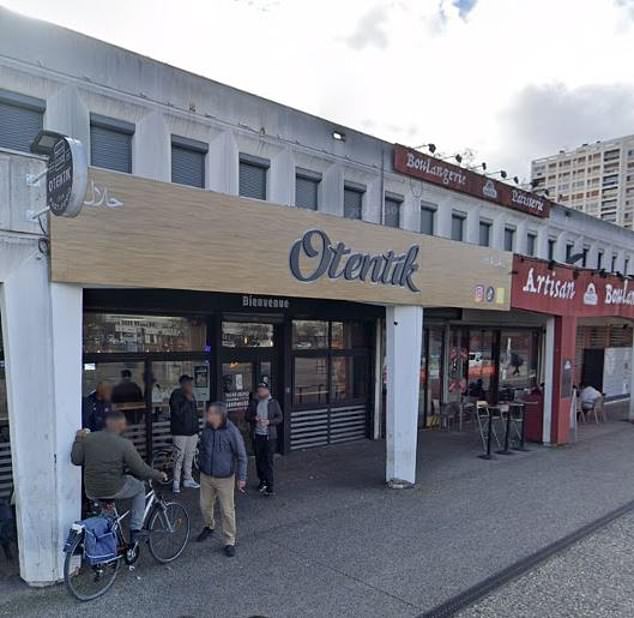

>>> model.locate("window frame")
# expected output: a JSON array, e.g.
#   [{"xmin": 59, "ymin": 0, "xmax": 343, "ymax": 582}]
[
  {"xmin": 89, "ymin": 113, "xmax": 134, "ymax": 174},
  {"xmin": 239, "ymin": 153, "xmax": 270, "ymax": 200},
  {"xmin": 478, "ymin": 220, "xmax": 491, "ymax": 248},
  {"xmin": 451, "ymin": 212, "xmax": 466, "ymax": 242},
  {"xmin": 295, "ymin": 167, "xmax": 321, "ymax": 210},
  {"xmin": 384, "ymin": 192, "xmax": 403, "ymax": 229},
  {"xmin": 343, "ymin": 182, "xmax": 365, "ymax": 220},
  {"xmin": 420, "ymin": 202, "xmax": 436, "ymax": 236}
]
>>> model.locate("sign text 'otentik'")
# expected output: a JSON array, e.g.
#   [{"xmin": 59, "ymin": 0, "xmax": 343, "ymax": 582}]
[{"xmin": 289, "ymin": 229, "xmax": 421, "ymax": 292}]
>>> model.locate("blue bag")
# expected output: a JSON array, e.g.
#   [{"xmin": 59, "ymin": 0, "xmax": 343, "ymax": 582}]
[{"xmin": 80, "ymin": 516, "xmax": 118, "ymax": 565}]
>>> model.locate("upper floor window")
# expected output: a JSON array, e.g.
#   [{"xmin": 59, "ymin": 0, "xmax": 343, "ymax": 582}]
[
  {"xmin": 171, "ymin": 135, "xmax": 207, "ymax": 188},
  {"xmin": 239, "ymin": 153, "xmax": 269, "ymax": 200},
  {"xmin": 90, "ymin": 113, "xmax": 134, "ymax": 173},
  {"xmin": 295, "ymin": 168, "xmax": 321, "ymax": 210},
  {"xmin": 548, "ymin": 238, "xmax": 557, "ymax": 261},
  {"xmin": 343, "ymin": 183, "xmax": 364, "ymax": 220},
  {"xmin": 384, "ymin": 193, "xmax": 402, "ymax": 228},
  {"xmin": 625, "ymin": 258, "xmax": 630, "ymax": 276},
  {"xmin": 420, "ymin": 202, "xmax": 436, "ymax": 236},
  {"xmin": 526, "ymin": 233, "xmax": 537, "ymax": 257},
  {"xmin": 582, "ymin": 246, "xmax": 589, "ymax": 267},
  {"xmin": 597, "ymin": 250, "xmax": 604, "ymax": 270},
  {"xmin": 611, "ymin": 254, "xmax": 618, "ymax": 272},
  {"xmin": 0, "ymin": 89, "xmax": 44, "ymax": 153},
  {"xmin": 504, "ymin": 226, "xmax": 515, "ymax": 252},
  {"xmin": 451, "ymin": 212, "xmax": 465, "ymax": 242},
  {"xmin": 478, "ymin": 220, "xmax": 491, "ymax": 247},
  {"xmin": 565, "ymin": 242, "xmax": 575, "ymax": 263}
]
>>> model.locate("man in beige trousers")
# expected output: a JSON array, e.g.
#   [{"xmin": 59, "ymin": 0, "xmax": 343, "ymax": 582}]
[{"xmin": 195, "ymin": 402, "xmax": 247, "ymax": 557}]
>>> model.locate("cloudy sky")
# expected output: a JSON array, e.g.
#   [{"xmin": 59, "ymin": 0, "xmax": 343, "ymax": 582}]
[{"xmin": 4, "ymin": 0, "xmax": 634, "ymax": 178}]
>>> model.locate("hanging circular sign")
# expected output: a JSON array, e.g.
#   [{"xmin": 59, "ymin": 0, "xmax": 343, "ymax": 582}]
[{"xmin": 46, "ymin": 136, "xmax": 88, "ymax": 218}]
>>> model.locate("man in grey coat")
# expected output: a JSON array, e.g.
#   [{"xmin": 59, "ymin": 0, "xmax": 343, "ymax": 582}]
[
  {"xmin": 246, "ymin": 382, "xmax": 283, "ymax": 496},
  {"xmin": 196, "ymin": 402, "xmax": 247, "ymax": 557}
]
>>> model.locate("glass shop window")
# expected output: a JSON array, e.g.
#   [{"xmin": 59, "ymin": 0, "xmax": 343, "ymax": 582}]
[
  {"xmin": 294, "ymin": 357, "xmax": 329, "ymax": 406},
  {"xmin": 84, "ymin": 313, "xmax": 207, "ymax": 353},
  {"xmin": 222, "ymin": 322, "xmax": 274, "ymax": 348},
  {"xmin": 292, "ymin": 320, "xmax": 329, "ymax": 350},
  {"xmin": 330, "ymin": 321, "xmax": 369, "ymax": 349},
  {"xmin": 498, "ymin": 330, "xmax": 538, "ymax": 400}
]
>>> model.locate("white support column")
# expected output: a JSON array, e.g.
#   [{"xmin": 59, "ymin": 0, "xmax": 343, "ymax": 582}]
[
  {"xmin": 542, "ymin": 316, "xmax": 555, "ymax": 445},
  {"xmin": 0, "ymin": 251, "xmax": 82, "ymax": 585},
  {"xmin": 385, "ymin": 305, "xmax": 423, "ymax": 487},
  {"xmin": 50, "ymin": 283, "xmax": 83, "ymax": 577}
]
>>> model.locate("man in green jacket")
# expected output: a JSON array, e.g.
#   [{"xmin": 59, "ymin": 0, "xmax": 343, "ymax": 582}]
[{"xmin": 71, "ymin": 410, "xmax": 167, "ymax": 543}]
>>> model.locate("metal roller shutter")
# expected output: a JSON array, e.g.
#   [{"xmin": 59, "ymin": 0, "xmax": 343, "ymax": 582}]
[
  {"xmin": 344, "ymin": 186, "xmax": 363, "ymax": 219},
  {"xmin": 290, "ymin": 404, "xmax": 368, "ymax": 451},
  {"xmin": 239, "ymin": 159, "xmax": 268, "ymax": 200},
  {"xmin": 172, "ymin": 144, "xmax": 205, "ymax": 188},
  {"xmin": 295, "ymin": 174, "xmax": 319, "ymax": 210},
  {"xmin": 0, "ymin": 100, "xmax": 43, "ymax": 153},
  {"xmin": 90, "ymin": 119, "xmax": 133, "ymax": 173}
]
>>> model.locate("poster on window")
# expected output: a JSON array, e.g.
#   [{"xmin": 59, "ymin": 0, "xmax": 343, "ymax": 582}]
[
  {"xmin": 602, "ymin": 347, "xmax": 631, "ymax": 399},
  {"xmin": 193, "ymin": 364, "xmax": 210, "ymax": 402}
]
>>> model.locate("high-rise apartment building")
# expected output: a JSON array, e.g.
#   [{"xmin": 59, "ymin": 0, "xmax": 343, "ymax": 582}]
[{"xmin": 531, "ymin": 135, "xmax": 634, "ymax": 230}]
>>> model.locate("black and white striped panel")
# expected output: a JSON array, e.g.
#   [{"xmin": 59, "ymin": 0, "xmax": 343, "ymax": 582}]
[
  {"xmin": 0, "ymin": 441, "xmax": 13, "ymax": 499},
  {"xmin": 290, "ymin": 408, "xmax": 329, "ymax": 450},
  {"xmin": 329, "ymin": 405, "xmax": 368, "ymax": 444}
]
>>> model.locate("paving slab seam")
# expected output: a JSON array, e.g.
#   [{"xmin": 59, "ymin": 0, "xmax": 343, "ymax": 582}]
[{"xmin": 419, "ymin": 497, "xmax": 634, "ymax": 618}]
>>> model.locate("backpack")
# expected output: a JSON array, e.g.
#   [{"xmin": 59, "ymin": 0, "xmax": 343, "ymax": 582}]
[{"xmin": 80, "ymin": 516, "xmax": 118, "ymax": 565}]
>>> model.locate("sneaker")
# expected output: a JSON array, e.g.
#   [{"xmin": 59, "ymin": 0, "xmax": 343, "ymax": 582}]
[
  {"xmin": 263, "ymin": 486, "xmax": 275, "ymax": 497},
  {"xmin": 172, "ymin": 481, "xmax": 181, "ymax": 494},
  {"xmin": 183, "ymin": 479, "xmax": 200, "ymax": 489},
  {"xmin": 223, "ymin": 544, "xmax": 236, "ymax": 557},
  {"xmin": 256, "ymin": 481, "xmax": 266, "ymax": 492},
  {"xmin": 196, "ymin": 527, "xmax": 214, "ymax": 543}
]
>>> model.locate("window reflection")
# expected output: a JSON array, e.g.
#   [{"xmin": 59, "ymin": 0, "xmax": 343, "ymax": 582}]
[
  {"xmin": 84, "ymin": 313, "xmax": 206, "ymax": 353},
  {"xmin": 222, "ymin": 322, "xmax": 274, "ymax": 348},
  {"xmin": 294, "ymin": 357, "xmax": 328, "ymax": 406},
  {"xmin": 499, "ymin": 330, "xmax": 537, "ymax": 400},
  {"xmin": 292, "ymin": 320, "xmax": 328, "ymax": 349}
]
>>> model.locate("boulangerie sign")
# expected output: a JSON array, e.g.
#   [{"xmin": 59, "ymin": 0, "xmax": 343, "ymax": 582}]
[
  {"xmin": 393, "ymin": 145, "xmax": 551, "ymax": 218},
  {"xmin": 511, "ymin": 256, "xmax": 634, "ymax": 319}
]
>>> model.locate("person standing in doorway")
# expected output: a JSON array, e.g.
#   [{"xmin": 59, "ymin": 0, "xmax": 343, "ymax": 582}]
[
  {"xmin": 111, "ymin": 369, "xmax": 144, "ymax": 405},
  {"xmin": 196, "ymin": 402, "xmax": 247, "ymax": 557},
  {"xmin": 169, "ymin": 375, "xmax": 200, "ymax": 494},
  {"xmin": 246, "ymin": 382, "xmax": 283, "ymax": 496}
]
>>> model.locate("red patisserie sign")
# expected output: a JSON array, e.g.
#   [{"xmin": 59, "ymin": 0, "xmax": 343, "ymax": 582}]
[{"xmin": 393, "ymin": 144, "xmax": 551, "ymax": 218}]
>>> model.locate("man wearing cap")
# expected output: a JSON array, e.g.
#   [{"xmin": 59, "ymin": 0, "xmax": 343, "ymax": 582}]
[
  {"xmin": 246, "ymin": 382, "xmax": 283, "ymax": 496},
  {"xmin": 169, "ymin": 374, "xmax": 201, "ymax": 494}
]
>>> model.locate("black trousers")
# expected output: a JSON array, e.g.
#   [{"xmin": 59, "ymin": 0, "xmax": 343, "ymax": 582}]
[{"xmin": 254, "ymin": 435, "xmax": 276, "ymax": 488}]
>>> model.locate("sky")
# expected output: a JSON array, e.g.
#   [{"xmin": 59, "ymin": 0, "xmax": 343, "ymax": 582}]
[{"xmin": 3, "ymin": 0, "xmax": 634, "ymax": 179}]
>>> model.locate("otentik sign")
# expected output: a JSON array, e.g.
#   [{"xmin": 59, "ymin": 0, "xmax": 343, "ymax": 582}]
[
  {"xmin": 46, "ymin": 136, "xmax": 88, "ymax": 218},
  {"xmin": 511, "ymin": 256, "xmax": 634, "ymax": 319},
  {"xmin": 289, "ymin": 229, "xmax": 421, "ymax": 293},
  {"xmin": 393, "ymin": 144, "xmax": 551, "ymax": 219}
]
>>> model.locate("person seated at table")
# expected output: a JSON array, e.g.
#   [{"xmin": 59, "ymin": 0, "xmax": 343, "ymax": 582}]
[{"xmin": 579, "ymin": 383, "xmax": 602, "ymax": 412}]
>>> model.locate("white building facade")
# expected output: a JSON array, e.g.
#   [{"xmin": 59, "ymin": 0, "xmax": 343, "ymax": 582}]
[{"xmin": 0, "ymin": 8, "xmax": 633, "ymax": 587}]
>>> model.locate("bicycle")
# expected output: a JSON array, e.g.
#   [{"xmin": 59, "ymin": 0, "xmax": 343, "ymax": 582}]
[
  {"xmin": 151, "ymin": 442, "xmax": 200, "ymax": 488},
  {"xmin": 63, "ymin": 481, "xmax": 190, "ymax": 601}
]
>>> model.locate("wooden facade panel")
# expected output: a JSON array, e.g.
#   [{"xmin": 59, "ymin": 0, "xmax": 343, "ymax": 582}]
[{"xmin": 49, "ymin": 168, "xmax": 512, "ymax": 310}]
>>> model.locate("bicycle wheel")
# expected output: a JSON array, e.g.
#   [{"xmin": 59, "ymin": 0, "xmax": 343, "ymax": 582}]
[
  {"xmin": 147, "ymin": 501, "xmax": 190, "ymax": 563},
  {"xmin": 63, "ymin": 533, "xmax": 121, "ymax": 601}
]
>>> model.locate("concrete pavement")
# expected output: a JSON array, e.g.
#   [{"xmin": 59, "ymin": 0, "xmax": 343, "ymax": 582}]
[{"xmin": 1, "ymin": 408, "xmax": 634, "ymax": 617}]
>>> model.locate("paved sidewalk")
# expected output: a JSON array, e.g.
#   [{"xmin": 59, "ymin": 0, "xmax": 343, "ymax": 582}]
[
  {"xmin": 459, "ymin": 510, "xmax": 634, "ymax": 618},
  {"xmin": 1, "ymin": 412, "xmax": 634, "ymax": 617}
]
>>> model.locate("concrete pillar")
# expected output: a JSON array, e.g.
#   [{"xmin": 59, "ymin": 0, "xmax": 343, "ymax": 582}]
[
  {"xmin": 0, "ymin": 252, "xmax": 82, "ymax": 585},
  {"xmin": 544, "ymin": 315, "xmax": 577, "ymax": 444},
  {"xmin": 269, "ymin": 147, "xmax": 293, "ymax": 205},
  {"xmin": 385, "ymin": 305, "xmax": 423, "ymax": 486},
  {"xmin": 542, "ymin": 317, "xmax": 555, "ymax": 445},
  {"xmin": 45, "ymin": 85, "xmax": 90, "ymax": 148},
  {"xmin": 629, "ymin": 331, "xmax": 634, "ymax": 422}
]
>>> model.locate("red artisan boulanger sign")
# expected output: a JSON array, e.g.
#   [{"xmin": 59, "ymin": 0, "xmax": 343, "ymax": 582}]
[
  {"xmin": 393, "ymin": 144, "xmax": 551, "ymax": 218},
  {"xmin": 511, "ymin": 256, "xmax": 634, "ymax": 319}
]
